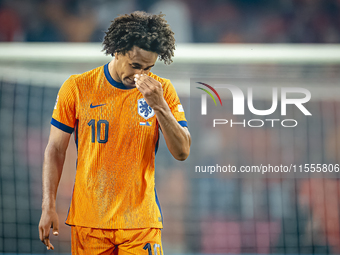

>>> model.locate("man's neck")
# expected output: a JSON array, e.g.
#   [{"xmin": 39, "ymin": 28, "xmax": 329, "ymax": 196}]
[{"xmin": 108, "ymin": 60, "xmax": 121, "ymax": 83}]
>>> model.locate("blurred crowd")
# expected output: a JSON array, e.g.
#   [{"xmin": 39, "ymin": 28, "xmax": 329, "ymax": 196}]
[{"xmin": 0, "ymin": 0, "xmax": 340, "ymax": 43}]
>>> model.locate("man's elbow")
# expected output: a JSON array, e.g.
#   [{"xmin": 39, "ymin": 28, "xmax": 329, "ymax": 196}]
[
  {"xmin": 174, "ymin": 152, "xmax": 189, "ymax": 161},
  {"xmin": 173, "ymin": 128, "xmax": 191, "ymax": 161},
  {"xmin": 174, "ymin": 146, "xmax": 190, "ymax": 161}
]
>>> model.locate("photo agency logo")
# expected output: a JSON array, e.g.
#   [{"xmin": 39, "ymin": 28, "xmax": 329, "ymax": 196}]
[{"xmin": 196, "ymin": 82, "xmax": 312, "ymax": 128}]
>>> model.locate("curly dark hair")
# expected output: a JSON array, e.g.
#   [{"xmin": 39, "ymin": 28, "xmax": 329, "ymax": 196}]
[{"xmin": 103, "ymin": 11, "xmax": 175, "ymax": 65}]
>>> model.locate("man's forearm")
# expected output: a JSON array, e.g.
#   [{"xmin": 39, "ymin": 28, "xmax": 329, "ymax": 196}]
[
  {"xmin": 41, "ymin": 145, "xmax": 65, "ymax": 210},
  {"xmin": 154, "ymin": 100, "xmax": 191, "ymax": 161}
]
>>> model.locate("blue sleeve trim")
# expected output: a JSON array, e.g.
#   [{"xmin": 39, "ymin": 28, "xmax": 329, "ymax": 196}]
[
  {"xmin": 159, "ymin": 121, "xmax": 188, "ymax": 133},
  {"xmin": 51, "ymin": 118, "xmax": 74, "ymax": 134},
  {"xmin": 178, "ymin": 120, "xmax": 188, "ymax": 128}
]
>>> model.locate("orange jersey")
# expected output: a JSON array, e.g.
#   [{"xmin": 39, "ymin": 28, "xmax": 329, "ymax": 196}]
[{"xmin": 51, "ymin": 63, "xmax": 187, "ymax": 229}]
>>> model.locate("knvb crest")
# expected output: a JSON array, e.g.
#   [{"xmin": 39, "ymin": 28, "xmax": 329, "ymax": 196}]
[{"xmin": 138, "ymin": 98, "xmax": 155, "ymax": 120}]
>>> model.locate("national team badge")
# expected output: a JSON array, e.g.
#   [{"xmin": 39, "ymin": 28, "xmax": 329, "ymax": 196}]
[{"xmin": 137, "ymin": 98, "xmax": 155, "ymax": 120}]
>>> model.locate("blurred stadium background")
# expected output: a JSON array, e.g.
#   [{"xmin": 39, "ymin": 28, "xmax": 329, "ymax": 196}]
[{"xmin": 1, "ymin": 0, "xmax": 340, "ymax": 254}]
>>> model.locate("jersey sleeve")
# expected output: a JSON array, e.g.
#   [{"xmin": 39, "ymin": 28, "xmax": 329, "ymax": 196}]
[
  {"xmin": 51, "ymin": 76, "xmax": 77, "ymax": 134},
  {"xmin": 163, "ymin": 79, "xmax": 188, "ymax": 128}
]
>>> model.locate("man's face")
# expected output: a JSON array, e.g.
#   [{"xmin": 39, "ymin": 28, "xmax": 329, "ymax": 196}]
[{"xmin": 114, "ymin": 46, "xmax": 158, "ymax": 88}]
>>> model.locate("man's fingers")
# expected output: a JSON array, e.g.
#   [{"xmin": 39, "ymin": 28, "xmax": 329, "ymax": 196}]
[
  {"xmin": 43, "ymin": 235, "xmax": 55, "ymax": 250},
  {"xmin": 136, "ymin": 83, "xmax": 146, "ymax": 94},
  {"xmin": 40, "ymin": 225, "xmax": 49, "ymax": 243},
  {"xmin": 44, "ymin": 238, "xmax": 54, "ymax": 250},
  {"xmin": 39, "ymin": 211, "xmax": 59, "ymax": 250},
  {"xmin": 39, "ymin": 226, "xmax": 44, "ymax": 241},
  {"xmin": 53, "ymin": 231, "xmax": 59, "ymax": 236},
  {"xmin": 47, "ymin": 241, "xmax": 54, "ymax": 250},
  {"xmin": 135, "ymin": 78, "xmax": 152, "ymax": 93},
  {"xmin": 41, "ymin": 224, "xmax": 50, "ymax": 243},
  {"xmin": 140, "ymin": 79, "xmax": 151, "ymax": 90},
  {"xmin": 39, "ymin": 222, "xmax": 53, "ymax": 249},
  {"xmin": 43, "ymin": 237, "xmax": 49, "ymax": 248},
  {"xmin": 52, "ymin": 220, "xmax": 59, "ymax": 236},
  {"xmin": 135, "ymin": 80, "xmax": 146, "ymax": 94}
]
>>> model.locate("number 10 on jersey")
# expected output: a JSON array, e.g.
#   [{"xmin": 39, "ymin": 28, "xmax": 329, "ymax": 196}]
[{"xmin": 88, "ymin": 119, "xmax": 109, "ymax": 143}]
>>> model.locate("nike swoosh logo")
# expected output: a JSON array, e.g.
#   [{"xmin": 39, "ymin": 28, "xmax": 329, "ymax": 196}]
[{"xmin": 90, "ymin": 103, "xmax": 106, "ymax": 108}]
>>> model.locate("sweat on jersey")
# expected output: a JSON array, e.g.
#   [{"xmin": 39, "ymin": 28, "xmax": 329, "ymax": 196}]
[{"xmin": 51, "ymin": 63, "xmax": 187, "ymax": 229}]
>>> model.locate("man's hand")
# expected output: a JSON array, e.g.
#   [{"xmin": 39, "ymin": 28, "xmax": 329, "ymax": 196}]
[
  {"xmin": 134, "ymin": 73, "xmax": 191, "ymax": 160},
  {"xmin": 39, "ymin": 209, "xmax": 59, "ymax": 250},
  {"xmin": 134, "ymin": 74, "xmax": 166, "ymax": 110}
]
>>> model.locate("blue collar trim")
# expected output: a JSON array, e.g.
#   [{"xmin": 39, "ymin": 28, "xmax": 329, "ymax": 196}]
[{"xmin": 104, "ymin": 63, "xmax": 133, "ymax": 90}]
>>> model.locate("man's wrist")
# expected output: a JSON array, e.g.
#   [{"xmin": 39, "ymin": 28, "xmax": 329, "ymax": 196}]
[
  {"xmin": 152, "ymin": 98, "xmax": 169, "ymax": 113},
  {"xmin": 42, "ymin": 200, "xmax": 56, "ymax": 211}
]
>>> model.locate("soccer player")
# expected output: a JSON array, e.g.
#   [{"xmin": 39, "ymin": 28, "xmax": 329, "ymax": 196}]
[{"xmin": 38, "ymin": 11, "xmax": 191, "ymax": 254}]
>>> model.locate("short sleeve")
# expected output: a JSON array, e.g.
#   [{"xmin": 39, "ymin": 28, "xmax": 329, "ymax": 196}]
[
  {"xmin": 51, "ymin": 76, "xmax": 77, "ymax": 134},
  {"xmin": 163, "ymin": 79, "xmax": 188, "ymax": 128}
]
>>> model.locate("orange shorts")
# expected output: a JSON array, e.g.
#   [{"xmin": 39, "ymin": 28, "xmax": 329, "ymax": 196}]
[{"xmin": 71, "ymin": 226, "xmax": 163, "ymax": 255}]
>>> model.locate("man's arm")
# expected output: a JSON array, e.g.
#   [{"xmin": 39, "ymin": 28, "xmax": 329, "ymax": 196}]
[
  {"xmin": 38, "ymin": 125, "xmax": 71, "ymax": 250},
  {"xmin": 135, "ymin": 74, "xmax": 191, "ymax": 161},
  {"xmin": 153, "ymin": 104, "xmax": 191, "ymax": 161}
]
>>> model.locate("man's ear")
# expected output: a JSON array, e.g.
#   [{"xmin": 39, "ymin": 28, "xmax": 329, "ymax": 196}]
[{"xmin": 114, "ymin": 52, "xmax": 118, "ymax": 59}]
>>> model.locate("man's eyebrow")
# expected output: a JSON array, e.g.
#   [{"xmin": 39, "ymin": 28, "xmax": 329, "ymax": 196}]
[{"xmin": 131, "ymin": 63, "xmax": 154, "ymax": 69}]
